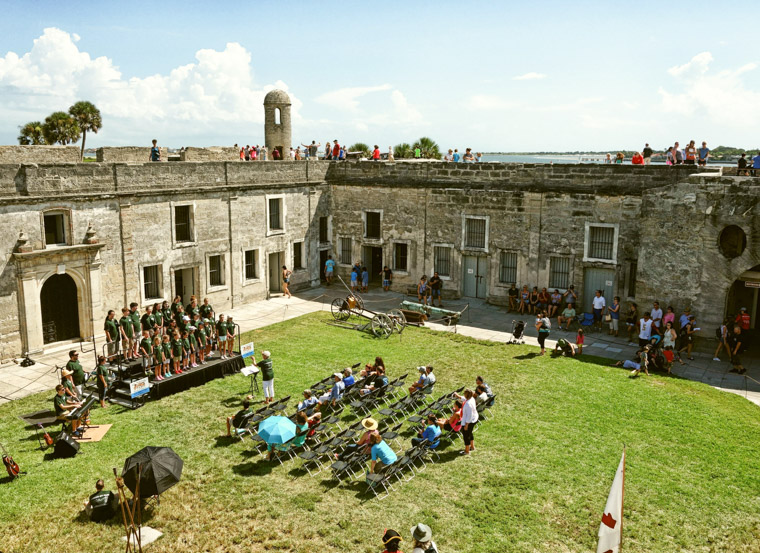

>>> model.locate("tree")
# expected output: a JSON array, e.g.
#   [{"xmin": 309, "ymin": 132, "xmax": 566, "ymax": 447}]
[
  {"xmin": 393, "ymin": 142, "xmax": 413, "ymax": 159},
  {"xmin": 69, "ymin": 101, "xmax": 102, "ymax": 160},
  {"xmin": 17, "ymin": 121, "xmax": 47, "ymax": 145},
  {"xmin": 413, "ymin": 136, "xmax": 441, "ymax": 159},
  {"xmin": 42, "ymin": 111, "xmax": 81, "ymax": 146},
  {"xmin": 348, "ymin": 142, "xmax": 371, "ymax": 158}
]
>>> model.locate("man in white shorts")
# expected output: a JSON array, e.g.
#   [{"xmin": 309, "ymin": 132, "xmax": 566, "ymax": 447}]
[{"xmin": 252, "ymin": 350, "xmax": 275, "ymax": 404}]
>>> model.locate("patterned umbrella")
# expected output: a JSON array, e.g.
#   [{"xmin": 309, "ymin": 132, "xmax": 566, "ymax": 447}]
[{"xmin": 257, "ymin": 415, "xmax": 297, "ymax": 445}]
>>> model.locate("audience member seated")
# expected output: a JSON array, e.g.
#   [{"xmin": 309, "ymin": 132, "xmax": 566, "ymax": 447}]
[
  {"xmin": 361, "ymin": 356, "xmax": 385, "ymax": 377},
  {"xmin": 412, "ymin": 413, "xmax": 441, "ymax": 448},
  {"xmin": 338, "ymin": 417, "xmax": 380, "ymax": 460},
  {"xmin": 438, "ymin": 400, "xmax": 463, "ymax": 432},
  {"xmin": 474, "ymin": 385, "xmax": 489, "ymax": 406},
  {"xmin": 408, "ymin": 366, "xmax": 430, "ymax": 394},
  {"xmin": 297, "ymin": 389, "xmax": 318, "ymax": 412},
  {"xmin": 342, "ymin": 367, "xmax": 355, "ymax": 387},
  {"xmin": 425, "ymin": 366, "xmax": 435, "ymax": 386},
  {"xmin": 381, "ymin": 529, "xmax": 404, "ymax": 553},
  {"xmin": 225, "ymin": 399, "xmax": 252, "ymax": 437},
  {"xmin": 368, "ymin": 433, "xmax": 397, "ymax": 475},
  {"xmin": 411, "ymin": 523, "xmax": 439, "ymax": 553},
  {"xmin": 316, "ymin": 373, "xmax": 345, "ymax": 410},
  {"xmin": 53, "ymin": 384, "xmax": 82, "ymax": 435},
  {"xmin": 557, "ymin": 303, "xmax": 576, "ymax": 330},
  {"xmin": 83, "ymin": 479, "xmax": 119, "ymax": 522},
  {"xmin": 360, "ymin": 366, "xmax": 388, "ymax": 396},
  {"xmin": 553, "ymin": 338, "xmax": 576, "ymax": 357},
  {"xmin": 268, "ymin": 411, "xmax": 309, "ymax": 461}
]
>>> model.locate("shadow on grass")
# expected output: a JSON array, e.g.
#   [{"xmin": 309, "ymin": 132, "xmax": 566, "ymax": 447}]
[
  {"xmin": 220, "ymin": 395, "xmax": 244, "ymax": 407},
  {"xmin": 232, "ymin": 458, "xmax": 274, "ymax": 477},
  {"xmin": 514, "ymin": 352, "xmax": 540, "ymax": 360},
  {"xmin": 213, "ymin": 436, "xmax": 236, "ymax": 448}
]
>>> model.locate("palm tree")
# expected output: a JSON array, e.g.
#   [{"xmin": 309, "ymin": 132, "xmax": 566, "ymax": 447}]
[
  {"xmin": 17, "ymin": 121, "xmax": 47, "ymax": 145},
  {"xmin": 413, "ymin": 136, "xmax": 441, "ymax": 159},
  {"xmin": 348, "ymin": 142, "xmax": 371, "ymax": 158},
  {"xmin": 42, "ymin": 112, "xmax": 81, "ymax": 146},
  {"xmin": 69, "ymin": 101, "xmax": 102, "ymax": 160},
  {"xmin": 394, "ymin": 142, "xmax": 413, "ymax": 159}
]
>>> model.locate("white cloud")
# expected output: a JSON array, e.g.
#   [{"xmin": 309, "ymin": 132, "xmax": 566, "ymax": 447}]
[
  {"xmin": 0, "ymin": 27, "xmax": 300, "ymax": 145},
  {"xmin": 659, "ymin": 52, "xmax": 760, "ymax": 126},
  {"xmin": 314, "ymin": 84, "xmax": 392, "ymax": 111},
  {"xmin": 513, "ymin": 72, "xmax": 547, "ymax": 81}
]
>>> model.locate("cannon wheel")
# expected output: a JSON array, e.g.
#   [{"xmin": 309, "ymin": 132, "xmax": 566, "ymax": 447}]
[
  {"xmin": 370, "ymin": 313, "xmax": 393, "ymax": 339},
  {"xmin": 352, "ymin": 293, "xmax": 365, "ymax": 313},
  {"xmin": 331, "ymin": 298, "xmax": 351, "ymax": 321},
  {"xmin": 387, "ymin": 309, "xmax": 407, "ymax": 334}
]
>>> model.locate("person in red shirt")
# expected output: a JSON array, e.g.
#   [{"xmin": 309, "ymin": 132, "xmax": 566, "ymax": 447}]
[
  {"xmin": 372, "ymin": 144, "xmax": 381, "ymax": 161},
  {"xmin": 735, "ymin": 307, "xmax": 751, "ymax": 331},
  {"xmin": 631, "ymin": 152, "xmax": 644, "ymax": 165},
  {"xmin": 332, "ymin": 140, "xmax": 340, "ymax": 160}
]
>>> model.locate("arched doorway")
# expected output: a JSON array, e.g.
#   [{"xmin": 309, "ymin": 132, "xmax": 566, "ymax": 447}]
[
  {"xmin": 726, "ymin": 264, "xmax": 760, "ymax": 330},
  {"xmin": 40, "ymin": 274, "xmax": 80, "ymax": 344}
]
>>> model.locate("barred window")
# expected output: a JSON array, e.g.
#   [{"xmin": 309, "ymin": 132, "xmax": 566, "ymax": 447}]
[
  {"xmin": 244, "ymin": 250, "xmax": 258, "ymax": 280},
  {"xmin": 434, "ymin": 246, "xmax": 451, "ymax": 277},
  {"xmin": 174, "ymin": 206, "xmax": 192, "ymax": 242},
  {"xmin": 209, "ymin": 255, "xmax": 224, "ymax": 287},
  {"xmin": 499, "ymin": 252, "xmax": 517, "ymax": 284},
  {"xmin": 394, "ymin": 243, "xmax": 408, "ymax": 271},
  {"xmin": 143, "ymin": 265, "xmax": 161, "ymax": 300},
  {"xmin": 464, "ymin": 218, "xmax": 487, "ymax": 249},
  {"xmin": 268, "ymin": 198, "xmax": 283, "ymax": 231},
  {"xmin": 319, "ymin": 216, "xmax": 328, "ymax": 242},
  {"xmin": 588, "ymin": 226, "xmax": 615, "ymax": 260},
  {"xmin": 293, "ymin": 242, "xmax": 304, "ymax": 270},
  {"xmin": 365, "ymin": 212, "xmax": 381, "ymax": 239},
  {"xmin": 549, "ymin": 257, "xmax": 571, "ymax": 289},
  {"xmin": 340, "ymin": 237, "xmax": 352, "ymax": 264}
]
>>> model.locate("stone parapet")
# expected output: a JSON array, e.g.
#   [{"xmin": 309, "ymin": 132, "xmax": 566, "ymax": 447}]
[
  {"xmin": 0, "ymin": 145, "xmax": 79, "ymax": 164},
  {"xmin": 96, "ymin": 146, "xmax": 168, "ymax": 162},
  {"xmin": 180, "ymin": 147, "xmax": 239, "ymax": 161}
]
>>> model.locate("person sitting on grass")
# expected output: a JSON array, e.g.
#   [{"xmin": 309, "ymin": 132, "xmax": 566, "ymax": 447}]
[
  {"xmin": 553, "ymin": 338, "xmax": 576, "ymax": 357},
  {"xmin": 437, "ymin": 399, "xmax": 463, "ymax": 432},
  {"xmin": 557, "ymin": 303, "xmax": 576, "ymax": 330},
  {"xmin": 412, "ymin": 413, "xmax": 441, "ymax": 448},
  {"xmin": 226, "ymin": 399, "xmax": 253, "ymax": 437},
  {"xmin": 316, "ymin": 373, "xmax": 345, "ymax": 410},
  {"xmin": 381, "ymin": 529, "xmax": 404, "ymax": 553},
  {"xmin": 368, "ymin": 432, "xmax": 397, "ymax": 476},
  {"xmin": 614, "ymin": 345, "xmax": 650, "ymax": 377},
  {"xmin": 408, "ymin": 366, "xmax": 430, "ymax": 394},
  {"xmin": 83, "ymin": 479, "xmax": 119, "ymax": 523},
  {"xmin": 268, "ymin": 411, "xmax": 309, "ymax": 461}
]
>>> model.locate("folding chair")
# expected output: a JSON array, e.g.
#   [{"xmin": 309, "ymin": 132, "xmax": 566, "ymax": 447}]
[
  {"xmin": 380, "ymin": 422, "xmax": 403, "ymax": 449},
  {"xmin": 389, "ymin": 373, "xmax": 409, "ymax": 400},
  {"xmin": 271, "ymin": 395, "xmax": 291, "ymax": 413},
  {"xmin": 365, "ymin": 463, "xmax": 401, "ymax": 500},
  {"xmin": 231, "ymin": 411, "xmax": 255, "ymax": 441},
  {"xmin": 577, "ymin": 313, "xmax": 594, "ymax": 332},
  {"xmin": 377, "ymin": 400, "xmax": 404, "ymax": 423}
]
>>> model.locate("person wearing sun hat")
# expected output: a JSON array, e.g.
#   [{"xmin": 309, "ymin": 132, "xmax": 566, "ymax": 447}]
[
  {"xmin": 410, "ymin": 523, "xmax": 438, "ymax": 553},
  {"xmin": 382, "ymin": 529, "xmax": 403, "ymax": 553},
  {"xmin": 336, "ymin": 417, "xmax": 380, "ymax": 461}
]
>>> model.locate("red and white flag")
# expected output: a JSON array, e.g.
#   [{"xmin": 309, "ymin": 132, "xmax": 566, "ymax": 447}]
[{"xmin": 597, "ymin": 449, "xmax": 625, "ymax": 553}]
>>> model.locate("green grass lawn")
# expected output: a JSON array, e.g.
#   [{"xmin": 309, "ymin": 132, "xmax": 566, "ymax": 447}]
[{"xmin": 1, "ymin": 312, "xmax": 759, "ymax": 552}]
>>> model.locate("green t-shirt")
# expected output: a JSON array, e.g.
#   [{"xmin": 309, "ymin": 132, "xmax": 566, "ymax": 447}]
[
  {"xmin": 200, "ymin": 304, "xmax": 213, "ymax": 318},
  {"xmin": 562, "ymin": 308, "xmax": 576, "ymax": 318},
  {"xmin": 154, "ymin": 311, "xmax": 164, "ymax": 326},
  {"xmin": 187, "ymin": 305, "xmax": 200, "ymax": 318},
  {"xmin": 130, "ymin": 311, "xmax": 141, "ymax": 332},
  {"xmin": 152, "ymin": 345, "xmax": 163, "ymax": 362},
  {"xmin": 63, "ymin": 378, "xmax": 75, "ymax": 395},
  {"xmin": 198, "ymin": 329, "xmax": 207, "ymax": 346},
  {"xmin": 96, "ymin": 364, "xmax": 109, "ymax": 387},
  {"xmin": 171, "ymin": 301, "xmax": 181, "ymax": 315},
  {"xmin": 227, "ymin": 322, "xmax": 236, "ymax": 336},
  {"xmin": 140, "ymin": 338, "xmax": 152, "ymax": 354},
  {"xmin": 163, "ymin": 308, "xmax": 172, "ymax": 323},
  {"xmin": 216, "ymin": 321, "xmax": 228, "ymax": 335},
  {"xmin": 141, "ymin": 313, "xmax": 156, "ymax": 331},
  {"xmin": 119, "ymin": 317, "xmax": 133, "ymax": 339},
  {"xmin": 54, "ymin": 393, "xmax": 68, "ymax": 415},
  {"xmin": 104, "ymin": 318, "xmax": 118, "ymax": 340},
  {"xmin": 162, "ymin": 342, "xmax": 171, "ymax": 357},
  {"xmin": 171, "ymin": 339, "xmax": 183, "ymax": 357},
  {"xmin": 182, "ymin": 338, "xmax": 190, "ymax": 351},
  {"xmin": 258, "ymin": 358, "xmax": 274, "ymax": 381},
  {"xmin": 67, "ymin": 360, "xmax": 85, "ymax": 385}
]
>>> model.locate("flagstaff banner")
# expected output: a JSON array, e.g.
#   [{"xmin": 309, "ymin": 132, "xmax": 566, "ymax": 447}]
[{"xmin": 597, "ymin": 449, "xmax": 625, "ymax": 553}]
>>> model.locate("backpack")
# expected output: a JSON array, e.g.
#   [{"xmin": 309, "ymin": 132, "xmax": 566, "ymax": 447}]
[{"xmin": 715, "ymin": 327, "xmax": 722, "ymax": 340}]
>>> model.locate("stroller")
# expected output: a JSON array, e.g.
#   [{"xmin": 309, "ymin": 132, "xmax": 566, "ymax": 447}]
[{"xmin": 508, "ymin": 320, "xmax": 526, "ymax": 344}]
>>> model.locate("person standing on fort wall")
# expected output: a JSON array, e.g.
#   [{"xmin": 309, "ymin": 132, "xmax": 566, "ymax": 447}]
[{"xmin": 150, "ymin": 139, "xmax": 161, "ymax": 162}]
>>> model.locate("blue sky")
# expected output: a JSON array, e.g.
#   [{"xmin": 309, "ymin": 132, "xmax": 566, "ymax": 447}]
[{"xmin": 1, "ymin": 0, "xmax": 758, "ymax": 151}]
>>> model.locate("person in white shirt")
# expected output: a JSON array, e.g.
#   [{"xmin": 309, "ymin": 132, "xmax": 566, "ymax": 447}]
[
  {"xmin": 592, "ymin": 290, "xmax": 606, "ymax": 331},
  {"xmin": 637, "ymin": 311, "xmax": 654, "ymax": 348},
  {"xmin": 650, "ymin": 301, "xmax": 663, "ymax": 335},
  {"xmin": 410, "ymin": 523, "xmax": 439, "ymax": 553},
  {"xmin": 454, "ymin": 389, "xmax": 479, "ymax": 455}
]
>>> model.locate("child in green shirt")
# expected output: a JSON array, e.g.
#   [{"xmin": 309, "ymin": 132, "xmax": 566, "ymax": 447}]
[
  {"xmin": 162, "ymin": 334, "xmax": 172, "ymax": 377},
  {"xmin": 152, "ymin": 336, "xmax": 165, "ymax": 381},
  {"xmin": 197, "ymin": 323, "xmax": 207, "ymax": 365},
  {"xmin": 171, "ymin": 331, "xmax": 184, "ymax": 375},
  {"xmin": 181, "ymin": 330, "xmax": 191, "ymax": 371}
]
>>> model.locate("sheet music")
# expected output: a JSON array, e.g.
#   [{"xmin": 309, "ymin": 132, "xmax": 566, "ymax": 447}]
[{"xmin": 241, "ymin": 366, "xmax": 259, "ymax": 376}]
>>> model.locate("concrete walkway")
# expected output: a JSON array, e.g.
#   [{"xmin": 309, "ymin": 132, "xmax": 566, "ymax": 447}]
[{"xmin": 2, "ymin": 285, "xmax": 759, "ymax": 407}]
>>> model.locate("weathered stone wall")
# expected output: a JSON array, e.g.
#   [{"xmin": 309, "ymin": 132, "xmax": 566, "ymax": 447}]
[
  {"xmin": 0, "ymin": 146, "xmax": 79, "ymax": 164},
  {"xmin": 96, "ymin": 147, "xmax": 168, "ymax": 163},
  {"xmin": 180, "ymin": 147, "xmax": 239, "ymax": 162}
]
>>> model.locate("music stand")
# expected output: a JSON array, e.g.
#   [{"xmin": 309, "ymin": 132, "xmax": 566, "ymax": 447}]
[{"xmin": 241, "ymin": 366, "xmax": 260, "ymax": 397}]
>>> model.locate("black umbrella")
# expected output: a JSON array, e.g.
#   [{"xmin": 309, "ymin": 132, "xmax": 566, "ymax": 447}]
[{"xmin": 122, "ymin": 446, "xmax": 183, "ymax": 497}]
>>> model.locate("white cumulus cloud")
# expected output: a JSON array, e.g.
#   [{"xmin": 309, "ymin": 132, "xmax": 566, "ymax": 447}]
[
  {"xmin": 513, "ymin": 72, "xmax": 547, "ymax": 81},
  {"xmin": 0, "ymin": 27, "xmax": 301, "ymax": 146}
]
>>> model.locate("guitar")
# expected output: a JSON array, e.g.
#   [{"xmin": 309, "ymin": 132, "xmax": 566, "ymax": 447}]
[
  {"xmin": 39, "ymin": 423, "xmax": 54, "ymax": 447},
  {"xmin": 1, "ymin": 442, "xmax": 20, "ymax": 479}
]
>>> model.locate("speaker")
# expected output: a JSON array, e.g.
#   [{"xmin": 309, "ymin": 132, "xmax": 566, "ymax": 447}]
[{"xmin": 54, "ymin": 431, "xmax": 80, "ymax": 458}]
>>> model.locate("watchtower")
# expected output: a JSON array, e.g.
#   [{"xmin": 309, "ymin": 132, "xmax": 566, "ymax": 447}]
[{"xmin": 264, "ymin": 89, "xmax": 292, "ymax": 161}]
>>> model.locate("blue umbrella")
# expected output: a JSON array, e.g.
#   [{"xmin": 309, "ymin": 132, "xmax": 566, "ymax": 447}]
[{"xmin": 257, "ymin": 415, "xmax": 297, "ymax": 445}]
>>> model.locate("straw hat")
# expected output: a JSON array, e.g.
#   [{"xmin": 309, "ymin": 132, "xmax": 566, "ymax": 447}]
[
  {"xmin": 61, "ymin": 368, "xmax": 73, "ymax": 377},
  {"xmin": 361, "ymin": 417, "xmax": 378, "ymax": 431}
]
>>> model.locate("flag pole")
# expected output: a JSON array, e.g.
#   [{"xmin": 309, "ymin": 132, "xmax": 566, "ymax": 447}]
[{"xmin": 620, "ymin": 445, "xmax": 626, "ymax": 551}]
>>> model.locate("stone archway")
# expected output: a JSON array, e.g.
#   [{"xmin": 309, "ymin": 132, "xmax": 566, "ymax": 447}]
[
  {"xmin": 725, "ymin": 264, "xmax": 760, "ymax": 330},
  {"xmin": 40, "ymin": 273, "xmax": 81, "ymax": 343}
]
